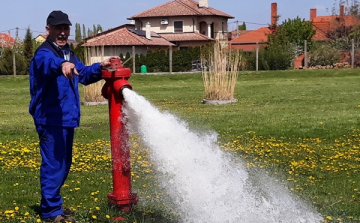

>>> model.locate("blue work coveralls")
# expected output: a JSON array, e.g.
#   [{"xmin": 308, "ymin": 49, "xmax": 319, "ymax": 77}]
[{"xmin": 29, "ymin": 38, "xmax": 103, "ymax": 218}]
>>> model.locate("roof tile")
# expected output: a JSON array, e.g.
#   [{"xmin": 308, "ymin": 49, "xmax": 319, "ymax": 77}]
[
  {"xmin": 160, "ymin": 32, "xmax": 213, "ymax": 41},
  {"xmin": 229, "ymin": 27, "xmax": 272, "ymax": 43},
  {"xmin": 82, "ymin": 26, "xmax": 174, "ymax": 47},
  {"xmin": 312, "ymin": 15, "xmax": 360, "ymax": 40},
  {"xmin": 128, "ymin": 0, "xmax": 233, "ymax": 19}
]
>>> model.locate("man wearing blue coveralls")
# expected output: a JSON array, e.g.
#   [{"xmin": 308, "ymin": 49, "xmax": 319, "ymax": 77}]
[{"xmin": 29, "ymin": 10, "xmax": 118, "ymax": 222}]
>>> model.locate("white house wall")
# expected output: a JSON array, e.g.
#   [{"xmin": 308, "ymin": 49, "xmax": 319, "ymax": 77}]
[
  {"xmin": 136, "ymin": 17, "xmax": 197, "ymax": 33},
  {"xmin": 135, "ymin": 16, "xmax": 229, "ymax": 40},
  {"xmin": 85, "ymin": 46, "xmax": 148, "ymax": 63},
  {"xmin": 103, "ymin": 46, "xmax": 148, "ymax": 56}
]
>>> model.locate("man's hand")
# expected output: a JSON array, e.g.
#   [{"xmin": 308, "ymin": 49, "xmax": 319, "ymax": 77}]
[
  {"xmin": 100, "ymin": 56, "xmax": 121, "ymax": 69},
  {"xmin": 61, "ymin": 62, "xmax": 79, "ymax": 79}
]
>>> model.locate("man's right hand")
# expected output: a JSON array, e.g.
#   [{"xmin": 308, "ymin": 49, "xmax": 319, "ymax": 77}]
[{"xmin": 61, "ymin": 62, "xmax": 79, "ymax": 79}]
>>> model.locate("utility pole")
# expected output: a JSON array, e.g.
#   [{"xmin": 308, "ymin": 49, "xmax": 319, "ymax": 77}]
[
  {"xmin": 304, "ymin": 40, "xmax": 308, "ymax": 69},
  {"xmin": 351, "ymin": 39, "xmax": 355, "ymax": 68},
  {"xmin": 12, "ymin": 27, "xmax": 19, "ymax": 77},
  {"xmin": 236, "ymin": 20, "xmax": 239, "ymax": 38}
]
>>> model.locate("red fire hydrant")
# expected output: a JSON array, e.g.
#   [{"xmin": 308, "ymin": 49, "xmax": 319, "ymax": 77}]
[{"xmin": 101, "ymin": 58, "xmax": 138, "ymax": 212}]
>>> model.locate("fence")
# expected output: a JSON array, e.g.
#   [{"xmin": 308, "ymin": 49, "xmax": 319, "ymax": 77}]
[{"xmin": 229, "ymin": 39, "xmax": 360, "ymax": 71}]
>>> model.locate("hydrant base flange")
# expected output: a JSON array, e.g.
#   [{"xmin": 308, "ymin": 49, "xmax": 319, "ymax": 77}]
[{"xmin": 108, "ymin": 193, "xmax": 138, "ymax": 206}]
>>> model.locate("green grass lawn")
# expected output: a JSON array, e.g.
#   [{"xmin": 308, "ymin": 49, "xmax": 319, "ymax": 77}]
[{"xmin": 0, "ymin": 69, "xmax": 359, "ymax": 222}]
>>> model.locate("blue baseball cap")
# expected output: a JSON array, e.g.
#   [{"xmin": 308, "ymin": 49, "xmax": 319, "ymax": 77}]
[{"xmin": 47, "ymin": 10, "xmax": 72, "ymax": 26}]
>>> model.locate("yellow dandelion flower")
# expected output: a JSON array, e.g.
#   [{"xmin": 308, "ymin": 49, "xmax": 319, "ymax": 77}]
[{"xmin": 92, "ymin": 215, "xmax": 97, "ymax": 219}]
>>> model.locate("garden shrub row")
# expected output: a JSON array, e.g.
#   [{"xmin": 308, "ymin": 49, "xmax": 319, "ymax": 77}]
[{"xmin": 120, "ymin": 47, "xmax": 201, "ymax": 73}]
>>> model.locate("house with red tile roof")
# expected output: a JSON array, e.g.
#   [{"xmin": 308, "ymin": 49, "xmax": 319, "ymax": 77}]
[
  {"xmin": 229, "ymin": 3, "xmax": 360, "ymax": 68},
  {"xmin": 34, "ymin": 34, "xmax": 48, "ymax": 43},
  {"xmin": 82, "ymin": 0, "xmax": 233, "ymax": 64},
  {"xmin": 228, "ymin": 30, "xmax": 251, "ymax": 41},
  {"xmin": 0, "ymin": 32, "xmax": 15, "ymax": 48},
  {"xmin": 34, "ymin": 34, "xmax": 77, "ymax": 46},
  {"xmin": 230, "ymin": 3, "xmax": 360, "ymax": 51},
  {"xmin": 127, "ymin": 0, "xmax": 234, "ymax": 49},
  {"xmin": 82, "ymin": 24, "xmax": 174, "ymax": 64},
  {"xmin": 310, "ymin": 5, "xmax": 360, "ymax": 41},
  {"xmin": 229, "ymin": 27, "xmax": 272, "ymax": 52},
  {"xmin": 229, "ymin": 3, "xmax": 278, "ymax": 52}
]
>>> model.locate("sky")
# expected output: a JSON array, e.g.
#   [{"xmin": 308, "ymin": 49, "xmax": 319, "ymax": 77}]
[{"xmin": 0, "ymin": 0, "xmax": 339, "ymax": 39}]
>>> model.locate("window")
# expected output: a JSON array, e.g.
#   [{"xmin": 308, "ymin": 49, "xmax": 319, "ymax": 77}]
[
  {"xmin": 174, "ymin": 21, "xmax": 183, "ymax": 33},
  {"xmin": 179, "ymin": 46, "xmax": 189, "ymax": 50}
]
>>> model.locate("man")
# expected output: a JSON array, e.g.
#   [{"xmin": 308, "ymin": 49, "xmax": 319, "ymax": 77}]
[{"xmin": 29, "ymin": 10, "xmax": 117, "ymax": 222}]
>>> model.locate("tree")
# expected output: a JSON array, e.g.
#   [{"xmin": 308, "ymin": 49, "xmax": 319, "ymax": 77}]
[
  {"xmin": 329, "ymin": 2, "xmax": 360, "ymax": 49},
  {"xmin": 82, "ymin": 24, "xmax": 87, "ymax": 39},
  {"xmin": 238, "ymin": 22, "xmax": 246, "ymax": 30},
  {"xmin": 0, "ymin": 47, "xmax": 26, "ymax": 75},
  {"xmin": 23, "ymin": 27, "xmax": 33, "ymax": 74},
  {"xmin": 93, "ymin": 24, "xmax": 97, "ymax": 35},
  {"xmin": 248, "ymin": 17, "xmax": 316, "ymax": 70},
  {"xmin": 87, "ymin": 28, "xmax": 93, "ymax": 37},
  {"xmin": 0, "ymin": 47, "xmax": 12, "ymax": 75},
  {"xmin": 75, "ymin": 23, "xmax": 82, "ymax": 43},
  {"xmin": 268, "ymin": 16, "xmax": 316, "ymax": 49},
  {"xmin": 96, "ymin": 24, "xmax": 103, "ymax": 33},
  {"xmin": 73, "ymin": 41, "xmax": 85, "ymax": 62},
  {"xmin": 332, "ymin": 0, "xmax": 360, "ymax": 19}
]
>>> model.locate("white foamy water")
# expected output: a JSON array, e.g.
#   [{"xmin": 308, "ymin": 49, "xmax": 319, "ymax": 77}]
[{"xmin": 122, "ymin": 88, "xmax": 322, "ymax": 223}]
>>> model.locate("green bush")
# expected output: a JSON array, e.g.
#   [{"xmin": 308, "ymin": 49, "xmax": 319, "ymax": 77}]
[
  {"xmin": 308, "ymin": 42, "xmax": 341, "ymax": 66},
  {"xmin": 245, "ymin": 43, "xmax": 294, "ymax": 70},
  {"xmin": 0, "ymin": 47, "xmax": 27, "ymax": 75},
  {"xmin": 121, "ymin": 47, "xmax": 201, "ymax": 73}
]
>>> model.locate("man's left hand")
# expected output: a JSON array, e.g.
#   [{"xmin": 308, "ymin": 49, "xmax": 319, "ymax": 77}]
[{"xmin": 100, "ymin": 56, "xmax": 121, "ymax": 69}]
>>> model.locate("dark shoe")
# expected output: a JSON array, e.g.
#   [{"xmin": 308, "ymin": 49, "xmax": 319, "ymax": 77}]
[
  {"xmin": 42, "ymin": 214, "xmax": 76, "ymax": 222},
  {"xmin": 63, "ymin": 208, "xmax": 74, "ymax": 217}
]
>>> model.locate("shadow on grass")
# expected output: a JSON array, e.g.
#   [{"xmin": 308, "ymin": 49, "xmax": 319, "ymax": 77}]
[
  {"xmin": 30, "ymin": 204, "xmax": 41, "ymax": 216},
  {"xmin": 109, "ymin": 204, "xmax": 180, "ymax": 223}
]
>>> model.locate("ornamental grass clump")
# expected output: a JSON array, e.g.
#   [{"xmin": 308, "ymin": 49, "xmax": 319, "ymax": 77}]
[
  {"xmin": 83, "ymin": 80, "xmax": 106, "ymax": 103},
  {"xmin": 83, "ymin": 46, "xmax": 107, "ymax": 103},
  {"xmin": 201, "ymin": 41, "xmax": 241, "ymax": 101}
]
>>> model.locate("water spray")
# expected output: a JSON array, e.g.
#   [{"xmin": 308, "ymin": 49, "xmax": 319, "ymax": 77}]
[{"xmin": 100, "ymin": 58, "xmax": 322, "ymax": 222}]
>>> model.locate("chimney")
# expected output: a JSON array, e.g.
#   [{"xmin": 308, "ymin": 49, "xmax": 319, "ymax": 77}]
[
  {"xmin": 145, "ymin": 22, "xmax": 151, "ymax": 40},
  {"xmin": 271, "ymin": 2, "xmax": 277, "ymax": 27},
  {"xmin": 310, "ymin": 8, "xmax": 316, "ymax": 20},
  {"xmin": 340, "ymin": 5, "xmax": 344, "ymax": 17},
  {"xmin": 199, "ymin": 0, "xmax": 208, "ymax": 8}
]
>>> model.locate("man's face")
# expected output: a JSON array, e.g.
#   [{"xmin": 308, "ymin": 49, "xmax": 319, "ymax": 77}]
[{"xmin": 46, "ymin": 24, "xmax": 70, "ymax": 47}]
